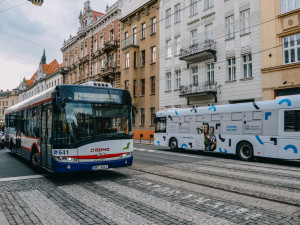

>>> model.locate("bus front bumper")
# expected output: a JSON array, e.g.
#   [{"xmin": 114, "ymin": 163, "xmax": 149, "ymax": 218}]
[{"xmin": 52, "ymin": 156, "xmax": 133, "ymax": 173}]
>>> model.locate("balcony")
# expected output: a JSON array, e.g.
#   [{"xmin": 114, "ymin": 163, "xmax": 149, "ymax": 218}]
[
  {"xmin": 60, "ymin": 66, "xmax": 69, "ymax": 75},
  {"xmin": 101, "ymin": 64, "xmax": 120, "ymax": 78},
  {"xmin": 122, "ymin": 38, "xmax": 139, "ymax": 50},
  {"xmin": 179, "ymin": 40, "xmax": 217, "ymax": 62},
  {"xmin": 102, "ymin": 40, "xmax": 118, "ymax": 52},
  {"xmin": 179, "ymin": 81, "xmax": 219, "ymax": 103}
]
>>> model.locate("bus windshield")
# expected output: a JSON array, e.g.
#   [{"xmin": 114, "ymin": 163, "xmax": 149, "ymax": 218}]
[{"xmin": 53, "ymin": 102, "xmax": 132, "ymax": 148}]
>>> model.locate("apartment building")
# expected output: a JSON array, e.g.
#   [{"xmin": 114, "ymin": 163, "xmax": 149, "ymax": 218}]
[
  {"xmin": 159, "ymin": 0, "xmax": 262, "ymax": 109},
  {"xmin": 120, "ymin": 0, "xmax": 160, "ymax": 140},
  {"xmin": 261, "ymin": 0, "xmax": 300, "ymax": 99},
  {"xmin": 18, "ymin": 50, "xmax": 62, "ymax": 102}
]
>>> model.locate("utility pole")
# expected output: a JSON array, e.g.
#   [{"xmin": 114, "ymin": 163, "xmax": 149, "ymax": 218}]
[{"xmin": 27, "ymin": 0, "xmax": 44, "ymax": 6}]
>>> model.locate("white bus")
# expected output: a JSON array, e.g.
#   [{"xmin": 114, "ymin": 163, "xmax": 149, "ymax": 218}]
[
  {"xmin": 5, "ymin": 82, "xmax": 133, "ymax": 173},
  {"xmin": 154, "ymin": 95, "xmax": 300, "ymax": 161}
]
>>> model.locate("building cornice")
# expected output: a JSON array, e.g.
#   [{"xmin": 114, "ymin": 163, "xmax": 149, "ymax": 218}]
[
  {"xmin": 261, "ymin": 62, "xmax": 300, "ymax": 73},
  {"xmin": 277, "ymin": 8, "xmax": 300, "ymax": 18}
]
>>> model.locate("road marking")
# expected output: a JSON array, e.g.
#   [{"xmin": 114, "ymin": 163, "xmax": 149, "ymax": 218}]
[
  {"xmin": 134, "ymin": 148, "xmax": 202, "ymax": 159},
  {"xmin": 0, "ymin": 174, "xmax": 46, "ymax": 182},
  {"xmin": 96, "ymin": 181, "xmax": 234, "ymax": 225},
  {"xmin": 60, "ymin": 185, "xmax": 156, "ymax": 225},
  {"xmin": 18, "ymin": 190, "xmax": 80, "ymax": 225}
]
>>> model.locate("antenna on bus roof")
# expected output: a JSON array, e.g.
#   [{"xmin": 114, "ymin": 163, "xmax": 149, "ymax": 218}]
[{"xmin": 81, "ymin": 81, "xmax": 112, "ymax": 88}]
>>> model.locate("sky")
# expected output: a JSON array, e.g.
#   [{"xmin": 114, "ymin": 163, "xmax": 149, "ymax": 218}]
[{"xmin": 0, "ymin": 0, "xmax": 117, "ymax": 92}]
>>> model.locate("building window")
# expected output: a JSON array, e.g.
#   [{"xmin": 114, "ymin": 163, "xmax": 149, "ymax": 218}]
[
  {"xmin": 132, "ymin": 27, "xmax": 137, "ymax": 45},
  {"xmin": 141, "ymin": 23, "xmax": 146, "ymax": 39},
  {"xmin": 84, "ymin": 43, "xmax": 88, "ymax": 56},
  {"xmin": 166, "ymin": 73, "xmax": 172, "ymax": 91},
  {"xmin": 166, "ymin": 40, "xmax": 172, "ymax": 58},
  {"xmin": 134, "ymin": 51, "xmax": 137, "ymax": 68},
  {"xmin": 281, "ymin": 0, "xmax": 300, "ymax": 14},
  {"xmin": 100, "ymin": 36, "xmax": 104, "ymax": 48},
  {"xmin": 94, "ymin": 39, "xmax": 97, "ymax": 52},
  {"xmin": 150, "ymin": 107, "xmax": 155, "ymax": 125},
  {"xmin": 125, "ymin": 80, "xmax": 129, "ymax": 90},
  {"xmin": 191, "ymin": 29, "xmax": 197, "ymax": 45},
  {"xmin": 227, "ymin": 58, "xmax": 236, "ymax": 81},
  {"xmin": 205, "ymin": 23, "xmax": 213, "ymax": 40},
  {"xmin": 151, "ymin": 46, "xmax": 156, "ymax": 63},
  {"xmin": 191, "ymin": 67, "xmax": 198, "ymax": 86},
  {"xmin": 242, "ymin": 54, "xmax": 252, "ymax": 78},
  {"xmin": 225, "ymin": 15, "xmax": 235, "ymax": 39},
  {"xmin": 141, "ymin": 50, "xmax": 145, "ymax": 66},
  {"xmin": 175, "ymin": 36, "xmax": 181, "ymax": 55},
  {"xmin": 240, "ymin": 9, "xmax": 250, "ymax": 35},
  {"xmin": 94, "ymin": 62, "xmax": 97, "ymax": 75},
  {"xmin": 110, "ymin": 30, "xmax": 114, "ymax": 40},
  {"xmin": 151, "ymin": 17, "xmax": 156, "ymax": 34},
  {"xmin": 175, "ymin": 3, "xmax": 181, "ymax": 23},
  {"xmin": 206, "ymin": 63, "xmax": 215, "ymax": 84},
  {"xmin": 65, "ymin": 58, "xmax": 68, "ymax": 67},
  {"xmin": 190, "ymin": 0, "xmax": 198, "ymax": 16},
  {"xmin": 124, "ymin": 32, "xmax": 129, "ymax": 47},
  {"xmin": 283, "ymin": 33, "xmax": 300, "ymax": 64},
  {"xmin": 175, "ymin": 70, "xmax": 181, "ymax": 89},
  {"xmin": 140, "ymin": 79, "xmax": 145, "ymax": 96},
  {"xmin": 151, "ymin": 76, "xmax": 155, "ymax": 94},
  {"xmin": 204, "ymin": 0, "xmax": 213, "ymax": 9},
  {"xmin": 140, "ymin": 108, "xmax": 145, "ymax": 125},
  {"xmin": 125, "ymin": 53, "xmax": 130, "ymax": 68},
  {"xmin": 133, "ymin": 80, "xmax": 137, "ymax": 96},
  {"xmin": 165, "ymin": 8, "xmax": 171, "ymax": 27}
]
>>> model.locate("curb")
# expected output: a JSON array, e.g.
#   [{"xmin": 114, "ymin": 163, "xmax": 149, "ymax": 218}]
[{"xmin": 0, "ymin": 206, "xmax": 9, "ymax": 225}]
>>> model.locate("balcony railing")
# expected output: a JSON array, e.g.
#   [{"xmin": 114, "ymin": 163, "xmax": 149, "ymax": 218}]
[
  {"xmin": 179, "ymin": 40, "xmax": 217, "ymax": 62},
  {"xmin": 103, "ymin": 40, "xmax": 118, "ymax": 52},
  {"xmin": 122, "ymin": 37, "xmax": 139, "ymax": 50},
  {"xmin": 180, "ymin": 81, "xmax": 219, "ymax": 102}
]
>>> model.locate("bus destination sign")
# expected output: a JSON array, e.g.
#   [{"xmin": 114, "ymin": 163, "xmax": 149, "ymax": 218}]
[{"xmin": 74, "ymin": 92, "xmax": 122, "ymax": 103}]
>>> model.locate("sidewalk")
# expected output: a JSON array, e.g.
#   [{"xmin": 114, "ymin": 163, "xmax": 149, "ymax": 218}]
[{"xmin": 133, "ymin": 139, "xmax": 155, "ymax": 145}]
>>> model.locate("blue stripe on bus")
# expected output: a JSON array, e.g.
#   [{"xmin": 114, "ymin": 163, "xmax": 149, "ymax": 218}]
[
  {"xmin": 278, "ymin": 99, "xmax": 292, "ymax": 106},
  {"xmin": 255, "ymin": 135, "xmax": 264, "ymax": 145},
  {"xmin": 284, "ymin": 145, "xmax": 298, "ymax": 154}
]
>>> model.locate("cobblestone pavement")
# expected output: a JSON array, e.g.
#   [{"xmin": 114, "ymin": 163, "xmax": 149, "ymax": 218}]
[{"xmin": 0, "ymin": 158, "xmax": 300, "ymax": 225}]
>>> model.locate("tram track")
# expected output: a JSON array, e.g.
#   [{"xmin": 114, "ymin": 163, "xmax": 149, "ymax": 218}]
[{"xmin": 131, "ymin": 149, "xmax": 300, "ymax": 208}]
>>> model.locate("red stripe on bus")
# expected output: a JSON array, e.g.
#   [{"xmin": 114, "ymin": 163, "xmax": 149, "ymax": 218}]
[{"xmin": 69, "ymin": 152, "xmax": 129, "ymax": 159}]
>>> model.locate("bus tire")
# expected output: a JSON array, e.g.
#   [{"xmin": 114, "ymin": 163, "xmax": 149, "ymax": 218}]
[
  {"xmin": 169, "ymin": 138, "xmax": 178, "ymax": 151},
  {"xmin": 30, "ymin": 149, "xmax": 39, "ymax": 169},
  {"xmin": 237, "ymin": 142, "xmax": 253, "ymax": 161}
]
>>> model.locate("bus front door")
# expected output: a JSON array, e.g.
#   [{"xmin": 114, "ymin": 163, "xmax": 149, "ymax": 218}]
[{"xmin": 41, "ymin": 105, "xmax": 53, "ymax": 169}]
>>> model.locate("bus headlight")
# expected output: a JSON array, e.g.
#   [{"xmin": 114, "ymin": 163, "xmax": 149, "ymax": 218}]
[
  {"xmin": 120, "ymin": 152, "xmax": 133, "ymax": 158},
  {"xmin": 54, "ymin": 156, "xmax": 78, "ymax": 163}
]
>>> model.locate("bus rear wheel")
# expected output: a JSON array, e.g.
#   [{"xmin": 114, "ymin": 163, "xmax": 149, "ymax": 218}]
[
  {"xmin": 169, "ymin": 138, "xmax": 178, "ymax": 151},
  {"xmin": 237, "ymin": 142, "xmax": 253, "ymax": 161}
]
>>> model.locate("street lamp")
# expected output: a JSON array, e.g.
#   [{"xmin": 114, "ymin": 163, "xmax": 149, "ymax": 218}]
[{"xmin": 28, "ymin": 0, "xmax": 44, "ymax": 6}]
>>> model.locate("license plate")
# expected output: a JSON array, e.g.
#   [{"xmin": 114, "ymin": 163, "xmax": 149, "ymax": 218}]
[{"xmin": 93, "ymin": 165, "xmax": 108, "ymax": 170}]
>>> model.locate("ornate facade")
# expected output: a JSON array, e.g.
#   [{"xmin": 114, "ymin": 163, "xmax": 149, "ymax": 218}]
[{"xmin": 61, "ymin": 1, "xmax": 121, "ymax": 87}]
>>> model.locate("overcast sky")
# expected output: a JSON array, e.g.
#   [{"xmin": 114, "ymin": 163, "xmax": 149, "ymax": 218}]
[{"xmin": 0, "ymin": 0, "xmax": 117, "ymax": 91}]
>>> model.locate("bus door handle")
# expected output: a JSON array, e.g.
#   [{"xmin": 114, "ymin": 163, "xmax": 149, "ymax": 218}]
[
  {"xmin": 270, "ymin": 137, "xmax": 277, "ymax": 145},
  {"xmin": 163, "ymin": 136, "xmax": 166, "ymax": 141},
  {"xmin": 216, "ymin": 123, "xmax": 220, "ymax": 130}
]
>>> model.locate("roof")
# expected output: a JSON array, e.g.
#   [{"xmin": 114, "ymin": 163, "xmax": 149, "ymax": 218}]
[
  {"xmin": 25, "ymin": 59, "xmax": 60, "ymax": 88},
  {"xmin": 92, "ymin": 11, "xmax": 104, "ymax": 22},
  {"xmin": 0, "ymin": 91, "xmax": 12, "ymax": 98}
]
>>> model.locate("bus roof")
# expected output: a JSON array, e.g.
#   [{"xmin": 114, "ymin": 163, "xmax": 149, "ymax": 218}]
[
  {"xmin": 5, "ymin": 84, "xmax": 130, "ymax": 115},
  {"xmin": 156, "ymin": 95, "xmax": 300, "ymax": 117}
]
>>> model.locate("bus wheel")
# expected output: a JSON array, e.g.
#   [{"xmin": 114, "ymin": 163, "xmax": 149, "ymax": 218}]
[
  {"xmin": 30, "ymin": 151, "xmax": 39, "ymax": 168},
  {"xmin": 237, "ymin": 142, "xmax": 253, "ymax": 161},
  {"xmin": 169, "ymin": 138, "xmax": 178, "ymax": 151}
]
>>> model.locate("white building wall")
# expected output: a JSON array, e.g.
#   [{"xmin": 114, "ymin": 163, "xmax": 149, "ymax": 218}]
[{"xmin": 159, "ymin": 0, "xmax": 262, "ymax": 110}]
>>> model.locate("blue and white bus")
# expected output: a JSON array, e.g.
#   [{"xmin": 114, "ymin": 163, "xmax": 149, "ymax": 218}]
[
  {"xmin": 5, "ymin": 82, "xmax": 133, "ymax": 173},
  {"xmin": 155, "ymin": 95, "xmax": 300, "ymax": 161}
]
